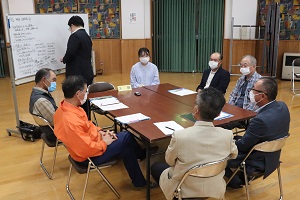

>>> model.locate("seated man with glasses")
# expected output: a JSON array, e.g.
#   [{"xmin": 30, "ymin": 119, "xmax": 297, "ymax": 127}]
[
  {"xmin": 29, "ymin": 68, "xmax": 57, "ymax": 142},
  {"xmin": 225, "ymin": 77, "xmax": 290, "ymax": 189}
]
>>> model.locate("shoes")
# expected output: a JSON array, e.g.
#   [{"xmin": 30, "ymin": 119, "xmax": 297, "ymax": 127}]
[
  {"xmin": 138, "ymin": 146, "xmax": 159, "ymax": 162},
  {"xmin": 227, "ymin": 178, "xmax": 243, "ymax": 190},
  {"xmin": 134, "ymin": 181, "xmax": 158, "ymax": 190}
]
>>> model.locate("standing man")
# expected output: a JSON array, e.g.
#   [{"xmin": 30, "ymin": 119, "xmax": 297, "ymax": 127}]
[
  {"xmin": 196, "ymin": 52, "xmax": 230, "ymax": 94},
  {"xmin": 61, "ymin": 15, "xmax": 93, "ymax": 116},
  {"xmin": 226, "ymin": 77, "xmax": 290, "ymax": 189},
  {"xmin": 130, "ymin": 47, "xmax": 160, "ymax": 88},
  {"xmin": 228, "ymin": 55, "xmax": 261, "ymax": 111},
  {"xmin": 29, "ymin": 68, "xmax": 57, "ymax": 142},
  {"xmin": 151, "ymin": 88, "xmax": 238, "ymax": 200}
]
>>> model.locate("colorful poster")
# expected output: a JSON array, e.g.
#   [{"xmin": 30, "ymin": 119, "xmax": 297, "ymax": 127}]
[
  {"xmin": 259, "ymin": 0, "xmax": 300, "ymax": 39},
  {"xmin": 35, "ymin": 0, "xmax": 120, "ymax": 39}
]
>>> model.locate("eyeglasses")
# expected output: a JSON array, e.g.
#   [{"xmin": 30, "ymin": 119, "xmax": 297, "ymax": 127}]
[{"xmin": 251, "ymin": 88, "xmax": 268, "ymax": 96}]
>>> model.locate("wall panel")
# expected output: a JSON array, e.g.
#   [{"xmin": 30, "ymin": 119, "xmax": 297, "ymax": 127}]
[
  {"xmin": 222, "ymin": 39, "xmax": 300, "ymax": 78},
  {"xmin": 92, "ymin": 39, "xmax": 152, "ymax": 74},
  {"xmin": 93, "ymin": 39, "xmax": 122, "ymax": 74},
  {"xmin": 121, "ymin": 39, "xmax": 152, "ymax": 73}
]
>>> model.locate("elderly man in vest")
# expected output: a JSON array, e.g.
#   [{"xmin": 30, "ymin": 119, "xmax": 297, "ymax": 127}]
[{"xmin": 29, "ymin": 68, "xmax": 57, "ymax": 142}]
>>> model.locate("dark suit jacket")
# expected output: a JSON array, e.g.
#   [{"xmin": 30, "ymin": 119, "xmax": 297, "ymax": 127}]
[
  {"xmin": 63, "ymin": 29, "xmax": 94, "ymax": 85},
  {"xmin": 229, "ymin": 101, "xmax": 290, "ymax": 178},
  {"xmin": 196, "ymin": 66, "xmax": 230, "ymax": 94}
]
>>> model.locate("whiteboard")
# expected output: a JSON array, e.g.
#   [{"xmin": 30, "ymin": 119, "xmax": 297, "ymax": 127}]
[{"xmin": 7, "ymin": 14, "xmax": 89, "ymax": 82}]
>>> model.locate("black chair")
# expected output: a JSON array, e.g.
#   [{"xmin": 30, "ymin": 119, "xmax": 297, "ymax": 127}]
[
  {"xmin": 66, "ymin": 155, "xmax": 120, "ymax": 200},
  {"xmin": 88, "ymin": 82, "xmax": 115, "ymax": 128},
  {"xmin": 32, "ymin": 114, "xmax": 62, "ymax": 179},
  {"xmin": 226, "ymin": 134, "xmax": 290, "ymax": 200}
]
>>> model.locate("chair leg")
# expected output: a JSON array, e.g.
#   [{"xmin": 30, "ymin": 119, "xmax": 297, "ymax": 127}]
[
  {"xmin": 178, "ymin": 188, "xmax": 182, "ymax": 200},
  {"xmin": 277, "ymin": 165, "xmax": 283, "ymax": 200},
  {"xmin": 226, "ymin": 166, "xmax": 241, "ymax": 185},
  {"xmin": 39, "ymin": 140, "xmax": 59, "ymax": 179},
  {"xmin": 66, "ymin": 164, "xmax": 75, "ymax": 200},
  {"xmin": 92, "ymin": 163, "xmax": 120, "ymax": 198},
  {"xmin": 40, "ymin": 140, "xmax": 53, "ymax": 179},
  {"xmin": 243, "ymin": 162, "xmax": 250, "ymax": 200},
  {"xmin": 92, "ymin": 112, "xmax": 98, "ymax": 126}
]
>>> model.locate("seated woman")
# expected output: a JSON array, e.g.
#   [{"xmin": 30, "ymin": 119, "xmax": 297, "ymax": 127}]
[{"xmin": 130, "ymin": 47, "xmax": 160, "ymax": 88}]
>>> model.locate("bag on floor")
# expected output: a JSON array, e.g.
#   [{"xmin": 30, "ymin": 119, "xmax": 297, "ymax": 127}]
[{"xmin": 17, "ymin": 120, "xmax": 42, "ymax": 142}]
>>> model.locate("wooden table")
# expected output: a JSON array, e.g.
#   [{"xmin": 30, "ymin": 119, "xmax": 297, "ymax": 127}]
[
  {"xmin": 88, "ymin": 84, "xmax": 256, "ymax": 200},
  {"xmin": 144, "ymin": 83, "xmax": 256, "ymax": 127}
]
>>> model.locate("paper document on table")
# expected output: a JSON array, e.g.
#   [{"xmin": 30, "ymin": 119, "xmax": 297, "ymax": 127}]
[
  {"xmin": 115, "ymin": 113, "xmax": 150, "ymax": 124},
  {"xmin": 100, "ymin": 103, "xmax": 128, "ymax": 111},
  {"xmin": 168, "ymin": 88, "xmax": 197, "ymax": 96},
  {"xmin": 214, "ymin": 111, "xmax": 233, "ymax": 120},
  {"xmin": 90, "ymin": 96, "xmax": 120, "ymax": 107},
  {"xmin": 154, "ymin": 121, "xmax": 184, "ymax": 135},
  {"xmin": 90, "ymin": 96, "xmax": 128, "ymax": 111}
]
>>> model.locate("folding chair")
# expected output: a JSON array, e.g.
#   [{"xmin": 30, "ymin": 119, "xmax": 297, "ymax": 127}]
[
  {"xmin": 226, "ymin": 134, "xmax": 290, "ymax": 200},
  {"xmin": 88, "ymin": 82, "xmax": 115, "ymax": 128},
  {"xmin": 292, "ymin": 58, "xmax": 300, "ymax": 95},
  {"xmin": 66, "ymin": 155, "xmax": 120, "ymax": 200},
  {"xmin": 32, "ymin": 114, "xmax": 62, "ymax": 179},
  {"xmin": 173, "ymin": 155, "xmax": 232, "ymax": 200}
]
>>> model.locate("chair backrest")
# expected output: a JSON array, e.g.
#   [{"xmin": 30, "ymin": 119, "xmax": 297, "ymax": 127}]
[
  {"xmin": 32, "ymin": 114, "xmax": 54, "ymax": 131},
  {"xmin": 88, "ymin": 82, "xmax": 115, "ymax": 93},
  {"xmin": 253, "ymin": 133, "xmax": 290, "ymax": 153},
  {"xmin": 292, "ymin": 58, "xmax": 300, "ymax": 67},
  {"xmin": 241, "ymin": 134, "xmax": 290, "ymax": 162},
  {"xmin": 176, "ymin": 155, "xmax": 232, "ymax": 191}
]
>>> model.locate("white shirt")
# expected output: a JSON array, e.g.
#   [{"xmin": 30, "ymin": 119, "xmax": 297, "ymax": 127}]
[
  {"xmin": 130, "ymin": 62, "xmax": 160, "ymax": 88},
  {"xmin": 204, "ymin": 70, "xmax": 217, "ymax": 89}
]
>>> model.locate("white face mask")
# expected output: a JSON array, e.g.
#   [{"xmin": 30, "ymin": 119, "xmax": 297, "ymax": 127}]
[
  {"xmin": 240, "ymin": 67, "xmax": 250, "ymax": 76},
  {"xmin": 140, "ymin": 56, "xmax": 150, "ymax": 64},
  {"xmin": 249, "ymin": 90, "xmax": 262, "ymax": 104},
  {"xmin": 208, "ymin": 61, "xmax": 219, "ymax": 70},
  {"xmin": 79, "ymin": 91, "xmax": 88, "ymax": 105}
]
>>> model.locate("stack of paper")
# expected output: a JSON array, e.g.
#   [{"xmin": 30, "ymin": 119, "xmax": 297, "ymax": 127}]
[
  {"xmin": 168, "ymin": 88, "xmax": 197, "ymax": 96},
  {"xmin": 214, "ymin": 111, "xmax": 233, "ymax": 120},
  {"xmin": 154, "ymin": 121, "xmax": 184, "ymax": 135},
  {"xmin": 115, "ymin": 113, "xmax": 150, "ymax": 124},
  {"xmin": 90, "ymin": 96, "xmax": 128, "ymax": 111}
]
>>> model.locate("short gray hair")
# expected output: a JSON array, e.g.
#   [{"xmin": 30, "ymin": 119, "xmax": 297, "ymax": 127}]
[{"xmin": 242, "ymin": 55, "xmax": 257, "ymax": 66}]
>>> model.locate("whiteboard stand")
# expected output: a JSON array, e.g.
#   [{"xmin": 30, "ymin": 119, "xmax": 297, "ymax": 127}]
[{"xmin": 6, "ymin": 44, "xmax": 21, "ymax": 137}]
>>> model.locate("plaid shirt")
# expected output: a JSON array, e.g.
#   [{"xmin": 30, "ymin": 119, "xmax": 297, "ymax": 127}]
[
  {"xmin": 32, "ymin": 87, "xmax": 56, "ymax": 126},
  {"xmin": 228, "ymin": 71, "xmax": 261, "ymax": 111}
]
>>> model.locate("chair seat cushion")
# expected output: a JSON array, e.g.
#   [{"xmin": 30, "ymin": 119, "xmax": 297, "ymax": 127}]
[
  {"xmin": 41, "ymin": 132, "xmax": 57, "ymax": 147},
  {"xmin": 68, "ymin": 155, "xmax": 117, "ymax": 174},
  {"xmin": 294, "ymin": 73, "xmax": 300, "ymax": 78}
]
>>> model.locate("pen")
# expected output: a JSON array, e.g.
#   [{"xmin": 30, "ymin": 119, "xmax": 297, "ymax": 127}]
[{"xmin": 165, "ymin": 126, "xmax": 175, "ymax": 131}]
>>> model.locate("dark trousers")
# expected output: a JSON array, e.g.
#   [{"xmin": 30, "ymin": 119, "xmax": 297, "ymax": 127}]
[
  {"xmin": 81, "ymin": 131, "xmax": 146, "ymax": 187},
  {"xmin": 151, "ymin": 162, "xmax": 170, "ymax": 185}
]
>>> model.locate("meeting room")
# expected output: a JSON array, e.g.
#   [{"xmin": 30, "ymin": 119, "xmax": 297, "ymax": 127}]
[{"xmin": 0, "ymin": 0, "xmax": 299, "ymax": 199}]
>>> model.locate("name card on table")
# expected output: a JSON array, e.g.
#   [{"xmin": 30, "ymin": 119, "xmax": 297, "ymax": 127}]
[{"xmin": 118, "ymin": 85, "xmax": 132, "ymax": 91}]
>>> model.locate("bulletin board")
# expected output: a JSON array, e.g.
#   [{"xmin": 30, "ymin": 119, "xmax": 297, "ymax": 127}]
[{"xmin": 35, "ymin": 0, "xmax": 120, "ymax": 39}]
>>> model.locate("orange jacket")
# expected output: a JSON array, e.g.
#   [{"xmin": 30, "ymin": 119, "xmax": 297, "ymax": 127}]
[{"xmin": 54, "ymin": 100, "xmax": 107, "ymax": 162}]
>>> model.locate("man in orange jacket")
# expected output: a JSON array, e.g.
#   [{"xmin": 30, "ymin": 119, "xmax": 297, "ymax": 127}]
[{"xmin": 54, "ymin": 75, "xmax": 148, "ymax": 187}]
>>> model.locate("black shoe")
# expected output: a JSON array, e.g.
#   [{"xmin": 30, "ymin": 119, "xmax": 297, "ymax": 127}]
[
  {"xmin": 227, "ymin": 180, "xmax": 243, "ymax": 190},
  {"xmin": 138, "ymin": 146, "xmax": 159, "ymax": 161},
  {"xmin": 134, "ymin": 181, "xmax": 158, "ymax": 190}
]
